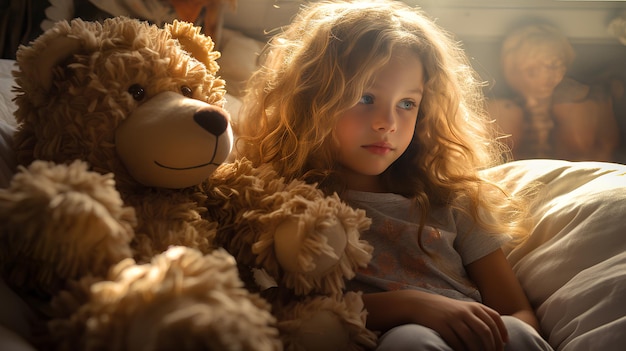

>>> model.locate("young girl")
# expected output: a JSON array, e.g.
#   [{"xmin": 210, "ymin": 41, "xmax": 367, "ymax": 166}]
[{"xmin": 235, "ymin": 1, "xmax": 553, "ymax": 350}]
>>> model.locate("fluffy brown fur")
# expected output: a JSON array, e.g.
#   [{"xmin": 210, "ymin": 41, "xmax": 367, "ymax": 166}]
[
  {"xmin": 48, "ymin": 246, "xmax": 278, "ymax": 351},
  {"xmin": 0, "ymin": 16, "xmax": 376, "ymax": 351},
  {"xmin": 204, "ymin": 158, "xmax": 377, "ymax": 350}
]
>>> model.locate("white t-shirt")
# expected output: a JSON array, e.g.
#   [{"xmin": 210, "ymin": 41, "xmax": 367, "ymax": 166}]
[{"xmin": 344, "ymin": 190, "xmax": 510, "ymax": 303}]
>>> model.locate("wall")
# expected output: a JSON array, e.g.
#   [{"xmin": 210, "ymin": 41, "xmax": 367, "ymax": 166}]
[
  {"xmin": 224, "ymin": 1, "xmax": 626, "ymax": 43},
  {"xmin": 224, "ymin": 0, "xmax": 626, "ymax": 90}
]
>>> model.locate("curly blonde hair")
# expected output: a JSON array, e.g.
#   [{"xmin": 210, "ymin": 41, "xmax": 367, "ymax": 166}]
[{"xmin": 235, "ymin": 0, "xmax": 530, "ymax": 241}]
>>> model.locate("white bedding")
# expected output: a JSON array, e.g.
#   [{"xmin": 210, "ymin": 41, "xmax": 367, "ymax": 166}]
[
  {"xmin": 0, "ymin": 60, "xmax": 17, "ymax": 127},
  {"xmin": 1, "ymin": 55, "xmax": 626, "ymax": 350},
  {"xmin": 483, "ymin": 160, "xmax": 626, "ymax": 350}
]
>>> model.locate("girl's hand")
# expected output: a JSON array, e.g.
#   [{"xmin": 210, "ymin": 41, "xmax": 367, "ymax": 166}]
[
  {"xmin": 415, "ymin": 293, "xmax": 509, "ymax": 351},
  {"xmin": 362, "ymin": 289, "xmax": 509, "ymax": 351}
]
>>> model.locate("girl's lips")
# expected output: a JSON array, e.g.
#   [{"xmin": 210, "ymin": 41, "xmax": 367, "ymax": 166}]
[{"xmin": 362, "ymin": 142, "xmax": 393, "ymax": 155}]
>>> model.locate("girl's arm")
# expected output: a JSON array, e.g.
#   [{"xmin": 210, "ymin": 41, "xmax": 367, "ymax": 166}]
[{"xmin": 466, "ymin": 248, "xmax": 541, "ymax": 332}]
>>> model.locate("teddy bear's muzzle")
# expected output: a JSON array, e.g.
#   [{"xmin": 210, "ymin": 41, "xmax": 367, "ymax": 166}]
[{"xmin": 115, "ymin": 91, "xmax": 233, "ymax": 189}]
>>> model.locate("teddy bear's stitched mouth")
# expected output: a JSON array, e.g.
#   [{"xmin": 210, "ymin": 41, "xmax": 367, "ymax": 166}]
[
  {"xmin": 153, "ymin": 161, "xmax": 221, "ymax": 170},
  {"xmin": 152, "ymin": 136, "xmax": 226, "ymax": 171}
]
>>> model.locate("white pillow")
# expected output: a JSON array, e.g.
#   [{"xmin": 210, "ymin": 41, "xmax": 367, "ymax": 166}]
[
  {"xmin": 0, "ymin": 121, "xmax": 16, "ymax": 189},
  {"xmin": 0, "ymin": 61, "xmax": 21, "ymax": 187},
  {"xmin": 0, "ymin": 60, "xmax": 32, "ymax": 345},
  {"xmin": 0, "ymin": 59, "xmax": 17, "ymax": 127},
  {"xmin": 483, "ymin": 159, "xmax": 626, "ymax": 351}
]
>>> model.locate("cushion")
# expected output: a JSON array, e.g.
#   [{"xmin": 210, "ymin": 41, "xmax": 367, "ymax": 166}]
[
  {"xmin": 0, "ymin": 59, "xmax": 17, "ymax": 127},
  {"xmin": 0, "ymin": 121, "xmax": 16, "ymax": 188},
  {"xmin": 0, "ymin": 59, "xmax": 17, "ymax": 188},
  {"xmin": 483, "ymin": 159, "xmax": 626, "ymax": 351}
]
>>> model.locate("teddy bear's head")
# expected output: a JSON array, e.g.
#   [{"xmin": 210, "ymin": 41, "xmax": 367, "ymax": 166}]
[{"xmin": 12, "ymin": 16, "xmax": 232, "ymax": 189}]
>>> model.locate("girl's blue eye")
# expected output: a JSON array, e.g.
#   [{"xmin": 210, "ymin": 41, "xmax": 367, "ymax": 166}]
[
  {"xmin": 398, "ymin": 100, "xmax": 416, "ymax": 110},
  {"xmin": 359, "ymin": 95, "xmax": 374, "ymax": 104}
]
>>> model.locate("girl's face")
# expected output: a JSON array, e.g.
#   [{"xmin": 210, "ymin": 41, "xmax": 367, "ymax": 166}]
[{"xmin": 334, "ymin": 48, "xmax": 424, "ymax": 192}]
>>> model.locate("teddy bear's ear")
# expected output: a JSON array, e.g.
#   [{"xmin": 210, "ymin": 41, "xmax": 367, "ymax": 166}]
[
  {"xmin": 166, "ymin": 20, "xmax": 221, "ymax": 76},
  {"xmin": 31, "ymin": 37, "xmax": 81, "ymax": 92},
  {"xmin": 15, "ymin": 19, "xmax": 99, "ymax": 92}
]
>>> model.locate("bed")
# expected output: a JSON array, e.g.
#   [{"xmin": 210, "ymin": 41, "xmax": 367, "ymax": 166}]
[{"xmin": 1, "ymin": 19, "xmax": 626, "ymax": 351}]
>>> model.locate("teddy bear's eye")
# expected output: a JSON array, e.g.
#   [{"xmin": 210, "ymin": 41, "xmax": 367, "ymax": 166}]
[
  {"xmin": 128, "ymin": 84, "xmax": 146, "ymax": 101},
  {"xmin": 181, "ymin": 86, "xmax": 193, "ymax": 97}
]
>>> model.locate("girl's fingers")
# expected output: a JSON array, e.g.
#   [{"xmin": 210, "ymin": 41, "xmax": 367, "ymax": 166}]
[
  {"xmin": 454, "ymin": 321, "xmax": 483, "ymax": 351},
  {"xmin": 482, "ymin": 306, "xmax": 509, "ymax": 344},
  {"xmin": 453, "ymin": 306, "xmax": 506, "ymax": 351},
  {"xmin": 443, "ymin": 317, "xmax": 495, "ymax": 351},
  {"xmin": 438, "ymin": 326, "xmax": 467, "ymax": 351},
  {"xmin": 470, "ymin": 307, "xmax": 506, "ymax": 351}
]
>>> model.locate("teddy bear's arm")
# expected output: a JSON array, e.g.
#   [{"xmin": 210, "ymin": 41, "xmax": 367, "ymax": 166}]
[
  {"xmin": 0, "ymin": 160, "xmax": 135, "ymax": 299},
  {"xmin": 204, "ymin": 159, "xmax": 373, "ymax": 296}
]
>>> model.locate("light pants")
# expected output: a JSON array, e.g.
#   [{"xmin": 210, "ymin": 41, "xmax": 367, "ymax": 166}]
[{"xmin": 376, "ymin": 316, "xmax": 553, "ymax": 351}]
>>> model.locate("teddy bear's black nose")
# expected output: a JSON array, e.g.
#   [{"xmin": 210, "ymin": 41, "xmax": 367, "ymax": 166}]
[{"xmin": 193, "ymin": 108, "xmax": 228, "ymax": 136}]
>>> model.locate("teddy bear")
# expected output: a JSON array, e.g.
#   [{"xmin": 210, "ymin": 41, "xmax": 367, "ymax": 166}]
[
  {"xmin": 0, "ymin": 16, "xmax": 377, "ymax": 350},
  {"xmin": 202, "ymin": 159, "xmax": 378, "ymax": 350}
]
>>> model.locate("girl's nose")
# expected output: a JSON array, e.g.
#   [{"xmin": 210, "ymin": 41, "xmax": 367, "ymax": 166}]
[{"xmin": 373, "ymin": 109, "xmax": 396, "ymax": 132}]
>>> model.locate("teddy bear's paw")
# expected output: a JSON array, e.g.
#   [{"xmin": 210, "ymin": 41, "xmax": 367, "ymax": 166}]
[
  {"xmin": 274, "ymin": 214, "xmax": 345, "ymax": 278},
  {"xmin": 0, "ymin": 160, "xmax": 136, "ymax": 298},
  {"xmin": 278, "ymin": 293, "xmax": 377, "ymax": 351},
  {"xmin": 263, "ymin": 194, "xmax": 373, "ymax": 296},
  {"xmin": 48, "ymin": 246, "xmax": 282, "ymax": 351}
]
